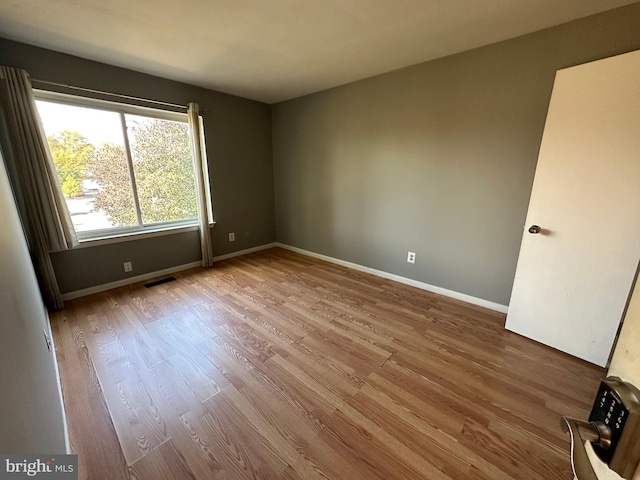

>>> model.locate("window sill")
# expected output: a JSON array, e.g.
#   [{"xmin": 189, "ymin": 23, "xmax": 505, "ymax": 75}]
[{"xmin": 75, "ymin": 222, "xmax": 215, "ymax": 249}]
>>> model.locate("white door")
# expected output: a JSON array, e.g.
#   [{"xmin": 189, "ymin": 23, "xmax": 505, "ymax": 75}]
[{"xmin": 506, "ymin": 50, "xmax": 640, "ymax": 367}]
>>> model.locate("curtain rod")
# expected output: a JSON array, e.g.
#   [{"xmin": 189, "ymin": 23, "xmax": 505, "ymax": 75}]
[{"xmin": 31, "ymin": 78, "xmax": 187, "ymax": 110}]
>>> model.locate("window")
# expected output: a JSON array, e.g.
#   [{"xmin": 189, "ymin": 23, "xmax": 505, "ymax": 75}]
[{"xmin": 35, "ymin": 91, "xmax": 199, "ymax": 241}]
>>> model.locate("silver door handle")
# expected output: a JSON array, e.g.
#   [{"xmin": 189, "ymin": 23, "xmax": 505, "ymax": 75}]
[{"xmin": 561, "ymin": 416, "xmax": 612, "ymax": 480}]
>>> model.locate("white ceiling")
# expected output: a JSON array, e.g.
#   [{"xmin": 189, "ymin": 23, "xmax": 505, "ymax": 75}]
[{"xmin": 0, "ymin": 0, "xmax": 636, "ymax": 103}]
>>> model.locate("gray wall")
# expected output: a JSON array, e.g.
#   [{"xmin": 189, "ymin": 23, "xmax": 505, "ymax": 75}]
[
  {"xmin": 0, "ymin": 38, "xmax": 275, "ymax": 294},
  {"xmin": 0, "ymin": 151, "xmax": 68, "ymax": 453},
  {"xmin": 272, "ymin": 4, "xmax": 640, "ymax": 307}
]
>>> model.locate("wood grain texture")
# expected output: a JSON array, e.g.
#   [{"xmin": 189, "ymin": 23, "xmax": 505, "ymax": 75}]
[{"xmin": 51, "ymin": 247, "xmax": 604, "ymax": 479}]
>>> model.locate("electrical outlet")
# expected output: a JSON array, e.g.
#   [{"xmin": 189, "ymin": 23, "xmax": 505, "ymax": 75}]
[
  {"xmin": 407, "ymin": 252, "xmax": 416, "ymax": 264},
  {"xmin": 228, "ymin": 232, "xmax": 235, "ymax": 242},
  {"xmin": 123, "ymin": 261, "xmax": 133, "ymax": 272}
]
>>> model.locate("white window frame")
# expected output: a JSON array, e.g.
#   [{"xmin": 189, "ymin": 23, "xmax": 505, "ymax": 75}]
[{"xmin": 35, "ymin": 90, "xmax": 201, "ymax": 244}]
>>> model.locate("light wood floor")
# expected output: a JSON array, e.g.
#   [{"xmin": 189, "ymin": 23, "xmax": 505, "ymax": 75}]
[{"xmin": 50, "ymin": 247, "xmax": 604, "ymax": 480}]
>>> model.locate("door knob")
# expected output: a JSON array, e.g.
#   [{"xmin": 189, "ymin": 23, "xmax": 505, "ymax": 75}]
[
  {"xmin": 528, "ymin": 225, "xmax": 541, "ymax": 234},
  {"xmin": 561, "ymin": 416, "xmax": 612, "ymax": 480}
]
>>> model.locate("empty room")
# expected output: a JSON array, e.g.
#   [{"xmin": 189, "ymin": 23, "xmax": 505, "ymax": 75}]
[{"xmin": 1, "ymin": 1, "xmax": 640, "ymax": 479}]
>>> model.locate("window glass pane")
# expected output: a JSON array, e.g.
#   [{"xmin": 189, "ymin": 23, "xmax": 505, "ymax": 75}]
[
  {"xmin": 125, "ymin": 114, "xmax": 198, "ymax": 225},
  {"xmin": 36, "ymin": 100, "xmax": 138, "ymax": 232}
]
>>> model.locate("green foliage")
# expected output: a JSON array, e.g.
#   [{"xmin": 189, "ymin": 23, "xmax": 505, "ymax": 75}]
[
  {"xmin": 129, "ymin": 117, "xmax": 198, "ymax": 225},
  {"xmin": 91, "ymin": 142, "xmax": 138, "ymax": 226},
  {"xmin": 46, "ymin": 118, "xmax": 198, "ymax": 228},
  {"xmin": 92, "ymin": 117, "xmax": 198, "ymax": 227},
  {"xmin": 60, "ymin": 175, "xmax": 82, "ymax": 197},
  {"xmin": 47, "ymin": 130, "xmax": 94, "ymax": 197}
]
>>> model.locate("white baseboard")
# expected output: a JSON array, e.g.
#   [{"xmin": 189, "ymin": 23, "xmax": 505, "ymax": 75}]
[
  {"xmin": 60, "ymin": 261, "xmax": 203, "ymax": 301},
  {"xmin": 275, "ymin": 243, "xmax": 509, "ymax": 314},
  {"xmin": 44, "ymin": 318, "xmax": 71, "ymax": 453},
  {"xmin": 212, "ymin": 242, "xmax": 277, "ymax": 262},
  {"xmin": 61, "ymin": 241, "xmax": 508, "ymax": 314},
  {"xmin": 60, "ymin": 242, "xmax": 278, "ymax": 301}
]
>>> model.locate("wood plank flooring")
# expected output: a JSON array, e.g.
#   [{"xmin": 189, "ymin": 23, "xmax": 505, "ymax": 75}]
[{"xmin": 49, "ymin": 247, "xmax": 604, "ymax": 480}]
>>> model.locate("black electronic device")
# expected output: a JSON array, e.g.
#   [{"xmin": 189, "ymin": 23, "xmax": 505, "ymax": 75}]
[{"xmin": 562, "ymin": 376, "xmax": 640, "ymax": 480}]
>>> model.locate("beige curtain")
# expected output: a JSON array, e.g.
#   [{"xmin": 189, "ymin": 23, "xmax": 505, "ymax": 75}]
[
  {"xmin": 0, "ymin": 66, "xmax": 78, "ymax": 309},
  {"xmin": 187, "ymin": 102, "xmax": 214, "ymax": 267}
]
